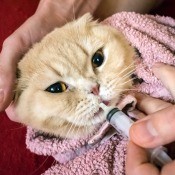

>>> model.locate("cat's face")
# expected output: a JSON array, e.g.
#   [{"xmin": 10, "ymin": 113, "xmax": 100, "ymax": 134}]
[{"xmin": 15, "ymin": 14, "xmax": 135, "ymax": 139}]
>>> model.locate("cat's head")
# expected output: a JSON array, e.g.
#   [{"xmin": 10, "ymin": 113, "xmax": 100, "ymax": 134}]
[{"xmin": 14, "ymin": 13, "xmax": 135, "ymax": 139}]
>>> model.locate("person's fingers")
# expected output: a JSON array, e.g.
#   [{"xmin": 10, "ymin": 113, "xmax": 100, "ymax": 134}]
[
  {"xmin": 153, "ymin": 63, "xmax": 175, "ymax": 99},
  {"xmin": 0, "ymin": 5, "xmax": 63, "ymax": 111},
  {"xmin": 135, "ymin": 93, "xmax": 172, "ymax": 114},
  {"xmin": 0, "ymin": 15, "xmax": 42, "ymax": 111},
  {"xmin": 0, "ymin": 16, "xmax": 35, "ymax": 111},
  {"xmin": 161, "ymin": 161, "xmax": 175, "ymax": 175},
  {"xmin": 130, "ymin": 105, "xmax": 175, "ymax": 148},
  {"xmin": 126, "ymin": 141, "xmax": 159, "ymax": 175},
  {"xmin": 5, "ymin": 103, "xmax": 19, "ymax": 122},
  {"xmin": 0, "ymin": 58, "xmax": 16, "ymax": 111},
  {"xmin": 128, "ymin": 108, "xmax": 146, "ymax": 120},
  {"xmin": 0, "ymin": 0, "xmax": 101, "ymax": 112}
]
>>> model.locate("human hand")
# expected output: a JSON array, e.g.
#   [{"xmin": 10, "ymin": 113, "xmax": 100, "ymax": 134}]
[
  {"xmin": 126, "ymin": 140, "xmax": 175, "ymax": 175},
  {"xmin": 1, "ymin": 0, "xmax": 100, "ymax": 120},
  {"xmin": 126, "ymin": 63, "xmax": 175, "ymax": 175}
]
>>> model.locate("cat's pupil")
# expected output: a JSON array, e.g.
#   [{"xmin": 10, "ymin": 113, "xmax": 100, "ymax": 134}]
[
  {"xmin": 92, "ymin": 50, "xmax": 104, "ymax": 68},
  {"xmin": 46, "ymin": 82, "xmax": 67, "ymax": 93}
]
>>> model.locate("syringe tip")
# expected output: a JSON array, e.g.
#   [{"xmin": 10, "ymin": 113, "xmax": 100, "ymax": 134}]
[{"xmin": 99, "ymin": 103, "xmax": 108, "ymax": 111}]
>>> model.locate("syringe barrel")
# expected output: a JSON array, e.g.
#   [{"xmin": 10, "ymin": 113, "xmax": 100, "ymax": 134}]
[
  {"xmin": 106, "ymin": 108, "xmax": 173, "ymax": 167},
  {"xmin": 106, "ymin": 108, "xmax": 134, "ymax": 137},
  {"xmin": 149, "ymin": 146, "xmax": 172, "ymax": 167}
]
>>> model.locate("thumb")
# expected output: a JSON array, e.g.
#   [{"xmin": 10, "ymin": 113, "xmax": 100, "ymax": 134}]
[
  {"xmin": 130, "ymin": 105, "xmax": 175, "ymax": 148},
  {"xmin": 0, "ymin": 36, "xmax": 22, "ymax": 111},
  {"xmin": 152, "ymin": 63, "xmax": 175, "ymax": 99},
  {"xmin": 0, "ymin": 13, "xmax": 53, "ymax": 111}
]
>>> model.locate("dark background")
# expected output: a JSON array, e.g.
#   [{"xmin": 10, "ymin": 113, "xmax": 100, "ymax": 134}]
[{"xmin": 0, "ymin": 0, "xmax": 175, "ymax": 174}]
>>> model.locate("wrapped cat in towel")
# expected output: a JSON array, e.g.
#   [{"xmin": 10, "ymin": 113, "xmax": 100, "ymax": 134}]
[{"xmin": 13, "ymin": 12, "xmax": 175, "ymax": 174}]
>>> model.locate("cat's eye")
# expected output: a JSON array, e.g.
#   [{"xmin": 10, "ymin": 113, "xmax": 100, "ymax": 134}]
[
  {"xmin": 46, "ymin": 82, "xmax": 67, "ymax": 93},
  {"xmin": 92, "ymin": 50, "xmax": 104, "ymax": 68}
]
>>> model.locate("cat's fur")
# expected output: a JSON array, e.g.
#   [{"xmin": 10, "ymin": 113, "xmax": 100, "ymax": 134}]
[{"xmin": 14, "ymin": 14, "xmax": 135, "ymax": 139}]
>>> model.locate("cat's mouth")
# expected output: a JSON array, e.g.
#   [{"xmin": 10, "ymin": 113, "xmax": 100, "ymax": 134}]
[
  {"xmin": 93, "ymin": 108, "xmax": 103, "ymax": 117},
  {"xmin": 91, "ymin": 100, "xmax": 110, "ymax": 121},
  {"xmin": 102, "ymin": 100, "xmax": 109, "ymax": 106},
  {"xmin": 93, "ymin": 100, "xmax": 109, "ymax": 117}
]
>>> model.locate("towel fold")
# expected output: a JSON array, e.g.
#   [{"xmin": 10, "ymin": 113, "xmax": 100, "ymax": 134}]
[{"xmin": 26, "ymin": 12, "xmax": 175, "ymax": 175}]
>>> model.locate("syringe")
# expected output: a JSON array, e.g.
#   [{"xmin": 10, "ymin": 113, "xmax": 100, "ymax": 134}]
[{"xmin": 99, "ymin": 103, "xmax": 173, "ymax": 167}]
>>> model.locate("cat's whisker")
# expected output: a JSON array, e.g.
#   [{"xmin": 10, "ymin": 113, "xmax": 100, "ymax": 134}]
[
  {"xmin": 71, "ymin": 122, "xmax": 80, "ymax": 137},
  {"xmin": 119, "ymin": 68, "xmax": 135, "ymax": 82},
  {"xmin": 118, "ymin": 77, "xmax": 136, "ymax": 87},
  {"xmin": 115, "ymin": 60, "xmax": 136, "ymax": 78},
  {"xmin": 120, "ymin": 76, "xmax": 137, "ymax": 84},
  {"xmin": 30, "ymin": 156, "xmax": 49, "ymax": 175},
  {"xmin": 117, "ymin": 67, "xmax": 135, "ymax": 81},
  {"xmin": 107, "ymin": 76, "xmax": 136, "ymax": 94},
  {"xmin": 65, "ymin": 122, "xmax": 76, "ymax": 139},
  {"xmin": 51, "ymin": 160, "xmax": 57, "ymax": 167},
  {"xmin": 82, "ymin": 116, "xmax": 89, "ymax": 135},
  {"xmin": 9, "ymin": 125, "xmax": 26, "ymax": 131},
  {"xmin": 115, "ymin": 88, "xmax": 138, "ymax": 93},
  {"xmin": 65, "ymin": 114, "xmax": 80, "ymax": 138},
  {"xmin": 65, "ymin": 125, "xmax": 74, "ymax": 139},
  {"xmin": 115, "ymin": 87, "xmax": 138, "ymax": 91},
  {"xmin": 70, "ymin": 118, "xmax": 81, "ymax": 137},
  {"xmin": 111, "ymin": 73, "xmax": 133, "ymax": 87},
  {"xmin": 110, "ymin": 63, "xmax": 136, "ymax": 83},
  {"xmin": 74, "ymin": 117, "xmax": 84, "ymax": 136},
  {"xmin": 109, "ymin": 68, "xmax": 135, "ymax": 86},
  {"xmin": 65, "ymin": 118, "xmax": 77, "ymax": 138}
]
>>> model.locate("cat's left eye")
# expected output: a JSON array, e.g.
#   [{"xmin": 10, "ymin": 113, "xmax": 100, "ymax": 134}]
[
  {"xmin": 46, "ymin": 82, "xmax": 67, "ymax": 93},
  {"xmin": 92, "ymin": 50, "xmax": 104, "ymax": 68}
]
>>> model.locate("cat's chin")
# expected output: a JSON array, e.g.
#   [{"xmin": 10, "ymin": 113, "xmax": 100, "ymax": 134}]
[
  {"xmin": 90, "ymin": 108, "xmax": 105, "ymax": 125},
  {"xmin": 61, "ymin": 124, "xmax": 102, "ymax": 140},
  {"xmin": 61, "ymin": 110, "xmax": 106, "ymax": 139}
]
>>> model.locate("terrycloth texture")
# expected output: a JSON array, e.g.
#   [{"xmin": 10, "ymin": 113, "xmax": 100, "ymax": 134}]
[
  {"xmin": 26, "ymin": 12, "xmax": 175, "ymax": 175},
  {"xmin": 27, "ymin": 128, "xmax": 127, "ymax": 175},
  {"xmin": 104, "ymin": 12, "xmax": 175, "ymax": 101}
]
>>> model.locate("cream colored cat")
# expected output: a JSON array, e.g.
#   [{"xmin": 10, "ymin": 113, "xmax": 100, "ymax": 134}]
[{"xmin": 14, "ymin": 13, "xmax": 135, "ymax": 139}]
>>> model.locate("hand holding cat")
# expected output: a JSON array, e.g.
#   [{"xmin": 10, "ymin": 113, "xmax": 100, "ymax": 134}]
[
  {"xmin": 126, "ymin": 63, "xmax": 175, "ymax": 175},
  {"xmin": 0, "ymin": 0, "xmax": 67, "ymax": 111},
  {"xmin": 0, "ymin": 0, "xmax": 100, "ymax": 112}
]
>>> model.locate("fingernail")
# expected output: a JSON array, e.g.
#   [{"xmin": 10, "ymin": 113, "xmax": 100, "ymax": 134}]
[
  {"xmin": 131, "ymin": 119, "xmax": 158, "ymax": 143},
  {"xmin": 0, "ymin": 89, "xmax": 4, "ymax": 103}
]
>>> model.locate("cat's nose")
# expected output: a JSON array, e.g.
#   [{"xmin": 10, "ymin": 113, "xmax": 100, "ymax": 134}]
[{"xmin": 91, "ymin": 85, "xmax": 100, "ymax": 96}]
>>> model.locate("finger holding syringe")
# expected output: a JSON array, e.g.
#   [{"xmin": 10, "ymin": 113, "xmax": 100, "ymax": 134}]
[{"xmin": 99, "ymin": 103, "xmax": 173, "ymax": 167}]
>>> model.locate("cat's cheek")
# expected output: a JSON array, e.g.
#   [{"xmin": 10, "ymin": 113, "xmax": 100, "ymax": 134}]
[
  {"xmin": 14, "ymin": 91, "xmax": 32, "ymax": 125},
  {"xmin": 99, "ymin": 85, "xmax": 117, "ymax": 102}
]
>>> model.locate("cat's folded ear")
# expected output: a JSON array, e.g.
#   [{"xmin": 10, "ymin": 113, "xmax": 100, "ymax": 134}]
[{"xmin": 75, "ymin": 13, "xmax": 98, "ymax": 26}]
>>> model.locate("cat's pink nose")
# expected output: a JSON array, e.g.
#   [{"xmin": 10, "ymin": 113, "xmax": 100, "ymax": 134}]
[{"xmin": 91, "ymin": 85, "xmax": 99, "ymax": 95}]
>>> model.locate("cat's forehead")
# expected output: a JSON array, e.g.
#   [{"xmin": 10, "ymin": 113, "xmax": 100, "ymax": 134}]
[
  {"xmin": 18, "ymin": 15, "xmax": 125, "ymax": 87},
  {"xmin": 19, "ymin": 22, "xmax": 109, "ymax": 79},
  {"xmin": 39, "ymin": 35, "xmax": 102, "ymax": 77}
]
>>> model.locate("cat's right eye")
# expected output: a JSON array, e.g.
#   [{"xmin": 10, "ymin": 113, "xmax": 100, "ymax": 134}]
[
  {"xmin": 92, "ymin": 50, "xmax": 104, "ymax": 68},
  {"xmin": 46, "ymin": 82, "xmax": 67, "ymax": 93}
]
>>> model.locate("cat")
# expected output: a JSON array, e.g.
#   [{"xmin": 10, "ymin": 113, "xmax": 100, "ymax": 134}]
[{"xmin": 14, "ymin": 13, "xmax": 135, "ymax": 139}]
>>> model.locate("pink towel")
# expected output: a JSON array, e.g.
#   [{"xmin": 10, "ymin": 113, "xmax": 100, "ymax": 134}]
[{"xmin": 26, "ymin": 12, "xmax": 175, "ymax": 175}]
